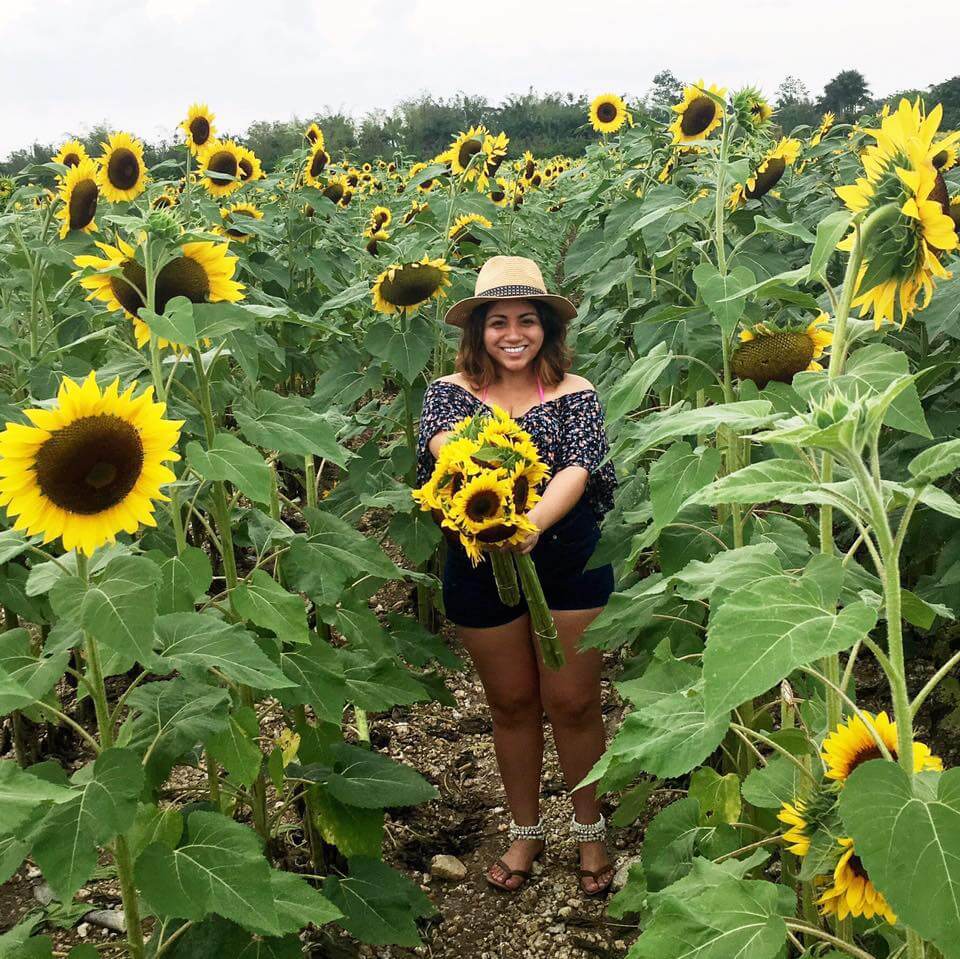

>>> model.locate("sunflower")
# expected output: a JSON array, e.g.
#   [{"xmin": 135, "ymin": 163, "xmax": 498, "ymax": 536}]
[
  {"xmin": 732, "ymin": 313, "xmax": 833, "ymax": 388},
  {"xmin": 53, "ymin": 139, "xmax": 88, "ymax": 171},
  {"xmin": 449, "ymin": 125, "xmax": 490, "ymax": 183},
  {"xmin": 403, "ymin": 200, "xmax": 428, "ymax": 224},
  {"xmin": 932, "ymin": 141, "xmax": 958, "ymax": 173},
  {"xmin": 56, "ymin": 159, "xmax": 100, "ymax": 239},
  {"xmin": 303, "ymin": 143, "xmax": 331, "ymax": 187},
  {"xmin": 321, "ymin": 173, "xmax": 348, "ymax": 205},
  {"xmin": 489, "ymin": 177, "xmax": 511, "ymax": 206},
  {"xmin": 817, "ymin": 838, "xmax": 897, "ymax": 924},
  {"xmin": 218, "ymin": 202, "xmax": 263, "ymax": 242},
  {"xmin": 364, "ymin": 227, "xmax": 389, "ymax": 255},
  {"xmin": 197, "ymin": 140, "xmax": 244, "ymax": 198},
  {"xmin": 446, "ymin": 471, "xmax": 512, "ymax": 532},
  {"xmin": 237, "ymin": 147, "xmax": 263, "ymax": 183},
  {"xmin": 371, "ymin": 256, "xmax": 451, "ymax": 315},
  {"xmin": 950, "ymin": 194, "xmax": 960, "ymax": 233},
  {"xmin": 448, "ymin": 212, "xmax": 492, "ymax": 247},
  {"xmin": 810, "ymin": 112, "xmax": 836, "ymax": 148},
  {"xmin": 0, "ymin": 373, "xmax": 182, "ymax": 556},
  {"xmin": 369, "ymin": 205, "xmax": 392, "ymax": 231},
  {"xmin": 180, "ymin": 103, "xmax": 216, "ymax": 155},
  {"xmin": 75, "ymin": 239, "xmax": 243, "ymax": 351},
  {"xmin": 777, "ymin": 801, "xmax": 811, "ymax": 856},
  {"xmin": 821, "ymin": 709, "xmax": 942, "ymax": 782},
  {"xmin": 406, "ymin": 161, "xmax": 440, "ymax": 193},
  {"xmin": 483, "ymin": 131, "xmax": 510, "ymax": 178},
  {"xmin": 151, "ymin": 189, "xmax": 178, "ymax": 210},
  {"xmin": 339, "ymin": 187, "xmax": 354, "ymax": 208},
  {"xmin": 669, "ymin": 81, "xmax": 727, "ymax": 144},
  {"xmin": 97, "ymin": 132, "xmax": 148, "ymax": 203},
  {"xmin": 740, "ymin": 88, "xmax": 773, "ymax": 128},
  {"xmin": 589, "ymin": 94, "xmax": 632, "ymax": 134},
  {"xmin": 304, "ymin": 123, "xmax": 324, "ymax": 148},
  {"xmin": 836, "ymin": 98, "xmax": 960, "ymax": 328},
  {"xmin": 729, "ymin": 137, "xmax": 802, "ymax": 208},
  {"xmin": 519, "ymin": 151, "xmax": 537, "ymax": 183}
]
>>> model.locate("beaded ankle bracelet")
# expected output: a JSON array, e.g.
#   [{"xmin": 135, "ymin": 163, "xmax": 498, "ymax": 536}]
[
  {"xmin": 508, "ymin": 816, "xmax": 546, "ymax": 841},
  {"xmin": 569, "ymin": 812, "xmax": 606, "ymax": 842}
]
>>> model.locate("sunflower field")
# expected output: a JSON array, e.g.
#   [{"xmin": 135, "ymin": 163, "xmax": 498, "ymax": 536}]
[{"xmin": 1, "ymin": 84, "xmax": 960, "ymax": 959}]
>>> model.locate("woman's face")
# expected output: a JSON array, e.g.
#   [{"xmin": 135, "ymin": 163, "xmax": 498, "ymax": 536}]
[{"xmin": 482, "ymin": 299, "xmax": 545, "ymax": 373}]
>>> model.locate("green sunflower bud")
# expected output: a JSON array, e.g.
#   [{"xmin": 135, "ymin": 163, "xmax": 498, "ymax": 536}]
[{"xmin": 143, "ymin": 209, "xmax": 183, "ymax": 244}]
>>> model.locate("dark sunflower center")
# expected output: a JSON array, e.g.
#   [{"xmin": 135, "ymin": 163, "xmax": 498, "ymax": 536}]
[
  {"xmin": 68, "ymin": 179, "xmax": 98, "ymax": 231},
  {"xmin": 681, "ymin": 96, "xmax": 717, "ymax": 136},
  {"xmin": 731, "ymin": 331, "xmax": 815, "ymax": 388},
  {"xmin": 848, "ymin": 743, "xmax": 894, "ymax": 774},
  {"xmin": 848, "ymin": 854, "xmax": 869, "ymax": 880},
  {"xmin": 379, "ymin": 264, "xmax": 444, "ymax": 307},
  {"xmin": 309, "ymin": 150, "xmax": 328, "ymax": 177},
  {"xmin": 306, "ymin": 127, "xmax": 318, "ymax": 144},
  {"xmin": 524, "ymin": 160, "xmax": 535, "ymax": 179},
  {"xmin": 747, "ymin": 158, "xmax": 787, "ymax": 199},
  {"xmin": 107, "ymin": 148, "xmax": 140, "ymax": 191},
  {"xmin": 189, "ymin": 116, "xmax": 211, "ymax": 145},
  {"xmin": 597, "ymin": 102, "xmax": 618, "ymax": 123},
  {"xmin": 347, "ymin": 172, "xmax": 359, "ymax": 187},
  {"xmin": 933, "ymin": 149, "xmax": 949, "ymax": 170},
  {"xmin": 63, "ymin": 152, "xmax": 81, "ymax": 167},
  {"xmin": 458, "ymin": 139, "xmax": 482, "ymax": 168},
  {"xmin": 152, "ymin": 194, "xmax": 174, "ymax": 209},
  {"xmin": 155, "ymin": 255, "xmax": 211, "ymax": 311},
  {"xmin": 465, "ymin": 489, "xmax": 501, "ymax": 522},
  {"xmin": 513, "ymin": 475, "xmax": 529, "ymax": 512},
  {"xmin": 225, "ymin": 210, "xmax": 255, "ymax": 237},
  {"xmin": 206, "ymin": 150, "xmax": 238, "ymax": 183},
  {"xmin": 323, "ymin": 182, "xmax": 344, "ymax": 203},
  {"xmin": 238, "ymin": 157, "xmax": 253, "ymax": 180},
  {"xmin": 35, "ymin": 415, "xmax": 144, "ymax": 515},
  {"xmin": 490, "ymin": 188, "xmax": 505, "ymax": 202},
  {"xmin": 373, "ymin": 211, "xmax": 388, "ymax": 228},
  {"xmin": 485, "ymin": 153, "xmax": 504, "ymax": 175},
  {"xmin": 929, "ymin": 172, "xmax": 950, "ymax": 216},
  {"xmin": 476, "ymin": 523, "xmax": 516, "ymax": 543},
  {"xmin": 109, "ymin": 259, "xmax": 147, "ymax": 317}
]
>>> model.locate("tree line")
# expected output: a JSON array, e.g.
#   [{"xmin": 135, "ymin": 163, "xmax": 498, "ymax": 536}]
[{"xmin": 4, "ymin": 71, "xmax": 959, "ymax": 176}]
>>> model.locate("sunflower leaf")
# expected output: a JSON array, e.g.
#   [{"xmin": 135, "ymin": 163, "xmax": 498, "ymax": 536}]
[
  {"xmin": 363, "ymin": 318, "xmax": 433, "ymax": 384},
  {"xmin": 604, "ymin": 342, "xmax": 673, "ymax": 423},
  {"xmin": 703, "ymin": 559, "xmax": 877, "ymax": 718},
  {"xmin": 186, "ymin": 433, "xmax": 272, "ymax": 505},
  {"xmin": 840, "ymin": 763, "xmax": 960, "ymax": 958},
  {"xmin": 807, "ymin": 210, "xmax": 853, "ymax": 282},
  {"xmin": 138, "ymin": 297, "xmax": 197, "ymax": 347},
  {"xmin": 232, "ymin": 570, "xmax": 310, "ymax": 645},
  {"xmin": 693, "ymin": 264, "xmax": 755, "ymax": 338}
]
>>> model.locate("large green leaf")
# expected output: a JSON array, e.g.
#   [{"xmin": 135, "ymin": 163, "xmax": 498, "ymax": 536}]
[
  {"xmin": 693, "ymin": 264, "xmax": 755, "ymax": 338},
  {"xmin": 339, "ymin": 651, "xmax": 433, "ymax": 711},
  {"xmin": 323, "ymin": 742, "xmax": 437, "ymax": 808},
  {"xmin": 205, "ymin": 708, "xmax": 264, "ymax": 788},
  {"xmin": 363, "ymin": 317, "xmax": 433, "ymax": 383},
  {"xmin": 235, "ymin": 390, "xmax": 350, "ymax": 465},
  {"xmin": 187, "ymin": 433, "xmax": 272, "ymax": 505},
  {"xmin": 310, "ymin": 789, "xmax": 384, "ymax": 858},
  {"xmin": 0, "ymin": 761, "xmax": 73, "ymax": 836},
  {"xmin": 649, "ymin": 442, "xmax": 722, "ymax": 530},
  {"xmin": 690, "ymin": 458, "xmax": 816, "ymax": 506},
  {"xmin": 154, "ymin": 613, "xmax": 294, "ymax": 690},
  {"xmin": 668, "ymin": 544, "xmax": 784, "ymax": 602},
  {"xmin": 269, "ymin": 870, "xmax": 342, "ymax": 933},
  {"xmin": 604, "ymin": 342, "xmax": 673, "ymax": 423},
  {"xmin": 741, "ymin": 756, "xmax": 806, "ymax": 809},
  {"xmin": 32, "ymin": 749, "xmax": 143, "ymax": 901},
  {"xmin": 232, "ymin": 571, "xmax": 309, "ymax": 645},
  {"xmin": 703, "ymin": 559, "xmax": 877, "ymax": 717},
  {"xmin": 908, "ymin": 438, "xmax": 960, "ymax": 487},
  {"xmin": 0, "ymin": 628, "xmax": 69, "ymax": 715},
  {"xmin": 840, "ymin": 763, "xmax": 960, "ymax": 959},
  {"xmin": 277, "ymin": 636, "xmax": 348, "ymax": 723},
  {"xmin": 322, "ymin": 856, "xmax": 436, "ymax": 947},
  {"xmin": 81, "ymin": 555, "xmax": 161, "ymax": 663},
  {"xmin": 284, "ymin": 509, "xmax": 399, "ymax": 606},
  {"xmin": 136, "ymin": 811, "xmax": 281, "ymax": 935},
  {"xmin": 147, "ymin": 548, "xmax": 213, "ymax": 614},
  {"xmin": 118, "ymin": 679, "xmax": 230, "ymax": 790},
  {"xmin": 628, "ymin": 876, "xmax": 791, "ymax": 959}
]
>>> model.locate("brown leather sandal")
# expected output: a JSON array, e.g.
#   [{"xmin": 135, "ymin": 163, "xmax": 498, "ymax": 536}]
[
  {"xmin": 485, "ymin": 818, "xmax": 545, "ymax": 893},
  {"xmin": 571, "ymin": 812, "xmax": 614, "ymax": 897},
  {"xmin": 577, "ymin": 864, "xmax": 615, "ymax": 897}
]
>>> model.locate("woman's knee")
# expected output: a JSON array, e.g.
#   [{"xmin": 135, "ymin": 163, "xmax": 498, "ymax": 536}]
[
  {"xmin": 488, "ymin": 688, "xmax": 543, "ymax": 728},
  {"xmin": 542, "ymin": 692, "xmax": 601, "ymax": 727}
]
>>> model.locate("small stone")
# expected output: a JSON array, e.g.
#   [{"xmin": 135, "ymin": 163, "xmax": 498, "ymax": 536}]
[
  {"xmin": 520, "ymin": 887, "xmax": 538, "ymax": 907},
  {"xmin": 566, "ymin": 897, "xmax": 582, "ymax": 908},
  {"xmin": 614, "ymin": 940, "xmax": 627, "ymax": 950},
  {"xmin": 77, "ymin": 923, "xmax": 90, "ymax": 939},
  {"xmin": 33, "ymin": 881, "xmax": 55, "ymax": 906},
  {"xmin": 557, "ymin": 906, "xmax": 573, "ymax": 918},
  {"xmin": 429, "ymin": 854, "xmax": 467, "ymax": 881},
  {"xmin": 612, "ymin": 856, "xmax": 642, "ymax": 892},
  {"xmin": 25, "ymin": 865, "xmax": 41, "ymax": 879}
]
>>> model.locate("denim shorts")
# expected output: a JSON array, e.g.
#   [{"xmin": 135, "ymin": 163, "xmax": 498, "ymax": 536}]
[{"xmin": 441, "ymin": 497, "xmax": 615, "ymax": 629}]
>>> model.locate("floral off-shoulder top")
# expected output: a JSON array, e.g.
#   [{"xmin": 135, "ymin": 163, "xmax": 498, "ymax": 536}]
[{"xmin": 416, "ymin": 380, "xmax": 618, "ymax": 520}]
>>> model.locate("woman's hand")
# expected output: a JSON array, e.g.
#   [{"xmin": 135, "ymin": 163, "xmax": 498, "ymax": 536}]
[{"xmin": 511, "ymin": 528, "xmax": 539, "ymax": 555}]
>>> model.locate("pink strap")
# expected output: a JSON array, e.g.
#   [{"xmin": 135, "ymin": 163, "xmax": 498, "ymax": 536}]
[{"xmin": 480, "ymin": 385, "xmax": 488, "ymax": 403}]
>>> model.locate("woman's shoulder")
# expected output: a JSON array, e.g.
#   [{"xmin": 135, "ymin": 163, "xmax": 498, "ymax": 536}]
[
  {"xmin": 552, "ymin": 373, "xmax": 596, "ymax": 399},
  {"xmin": 428, "ymin": 374, "xmax": 480, "ymax": 401}
]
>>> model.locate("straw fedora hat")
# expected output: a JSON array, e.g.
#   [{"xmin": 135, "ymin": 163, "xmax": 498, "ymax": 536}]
[{"xmin": 443, "ymin": 255, "xmax": 578, "ymax": 328}]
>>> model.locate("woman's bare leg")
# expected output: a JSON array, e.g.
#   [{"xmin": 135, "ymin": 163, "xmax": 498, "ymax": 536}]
[
  {"xmin": 536, "ymin": 606, "xmax": 613, "ymax": 893},
  {"xmin": 457, "ymin": 612, "xmax": 545, "ymax": 889}
]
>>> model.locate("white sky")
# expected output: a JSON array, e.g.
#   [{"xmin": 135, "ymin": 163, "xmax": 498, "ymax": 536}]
[{"xmin": 3, "ymin": 0, "xmax": 959, "ymax": 159}]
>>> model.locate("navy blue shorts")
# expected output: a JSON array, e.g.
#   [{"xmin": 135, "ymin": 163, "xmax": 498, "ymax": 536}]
[{"xmin": 441, "ymin": 498, "xmax": 615, "ymax": 629}]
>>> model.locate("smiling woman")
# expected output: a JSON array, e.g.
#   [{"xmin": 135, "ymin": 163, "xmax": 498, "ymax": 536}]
[{"xmin": 417, "ymin": 255, "xmax": 619, "ymax": 898}]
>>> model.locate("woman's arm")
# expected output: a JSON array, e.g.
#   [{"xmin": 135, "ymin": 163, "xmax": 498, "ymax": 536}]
[
  {"xmin": 509, "ymin": 465, "xmax": 588, "ymax": 555},
  {"xmin": 428, "ymin": 429, "xmax": 453, "ymax": 458}
]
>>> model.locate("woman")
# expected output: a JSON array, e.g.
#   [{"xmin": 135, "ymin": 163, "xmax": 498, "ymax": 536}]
[{"xmin": 416, "ymin": 256, "xmax": 618, "ymax": 896}]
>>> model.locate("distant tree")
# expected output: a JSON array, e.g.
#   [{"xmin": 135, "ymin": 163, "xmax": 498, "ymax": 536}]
[
  {"xmin": 646, "ymin": 70, "xmax": 684, "ymax": 111},
  {"xmin": 929, "ymin": 76, "xmax": 960, "ymax": 129},
  {"xmin": 818, "ymin": 69, "xmax": 872, "ymax": 121},
  {"xmin": 775, "ymin": 76, "xmax": 811, "ymax": 106}
]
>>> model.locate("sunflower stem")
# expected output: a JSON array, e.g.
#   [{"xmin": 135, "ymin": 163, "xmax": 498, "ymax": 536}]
[
  {"xmin": 490, "ymin": 550, "xmax": 520, "ymax": 606},
  {"xmin": 515, "ymin": 554, "xmax": 563, "ymax": 670}
]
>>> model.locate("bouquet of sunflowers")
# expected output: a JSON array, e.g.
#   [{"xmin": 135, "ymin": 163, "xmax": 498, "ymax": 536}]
[{"xmin": 413, "ymin": 406, "xmax": 564, "ymax": 669}]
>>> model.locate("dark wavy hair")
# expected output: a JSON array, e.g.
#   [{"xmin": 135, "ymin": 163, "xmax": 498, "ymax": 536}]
[{"xmin": 455, "ymin": 299, "xmax": 572, "ymax": 390}]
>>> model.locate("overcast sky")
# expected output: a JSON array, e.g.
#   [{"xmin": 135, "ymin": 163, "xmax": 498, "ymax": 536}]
[{"xmin": 3, "ymin": 0, "xmax": 959, "ymax": 159}]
